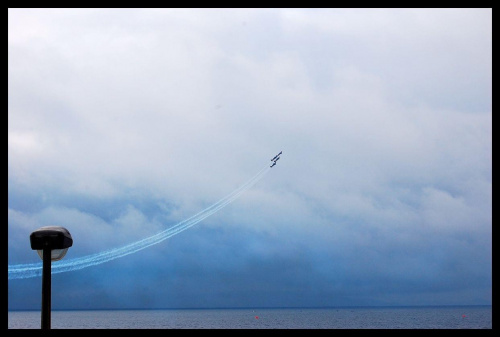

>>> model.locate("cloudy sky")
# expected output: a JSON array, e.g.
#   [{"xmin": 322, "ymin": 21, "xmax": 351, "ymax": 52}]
[{"xmin": 8, "ymin": 8, "xmax": 491, "ymax": 310}]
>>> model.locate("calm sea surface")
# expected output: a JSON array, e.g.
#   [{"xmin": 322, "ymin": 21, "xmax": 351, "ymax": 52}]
[{"xmin": 8, "ymin": 306, "xmax": 491, "ymax": 329}]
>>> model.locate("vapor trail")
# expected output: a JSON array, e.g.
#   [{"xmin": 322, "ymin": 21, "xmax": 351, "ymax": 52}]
[{"xmin": 8, "ymin": 165, "xmax": 271, "ymax": 279}]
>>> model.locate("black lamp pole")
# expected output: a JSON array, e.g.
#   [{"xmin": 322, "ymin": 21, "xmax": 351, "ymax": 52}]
[
  {"xmin": 30, "ymin": 226, "xmax": 73, "ymax": 330},
  {"xmin": 41, "ymin": 245, "xmax": 52, "ymax": 329}
]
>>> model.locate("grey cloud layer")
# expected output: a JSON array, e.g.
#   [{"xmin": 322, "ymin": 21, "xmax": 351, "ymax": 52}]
[{"xmin": 8, "ymin": 8, "xmax": 491, "ymax": 309}]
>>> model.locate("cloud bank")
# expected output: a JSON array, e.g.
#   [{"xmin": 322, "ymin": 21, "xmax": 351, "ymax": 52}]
[{"xmin": 8, "ymin": 8, "xmax": 491, "ymax": 310}]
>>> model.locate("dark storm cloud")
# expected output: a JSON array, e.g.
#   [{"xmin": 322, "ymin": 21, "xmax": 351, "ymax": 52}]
[{"xmin": 8, "ymin": 8, "xmax": 491, "ymax": 310}]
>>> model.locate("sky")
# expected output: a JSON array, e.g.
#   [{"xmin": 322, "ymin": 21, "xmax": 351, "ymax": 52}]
[{"xmin": 8, "ymin": 8, "xmax": 491, "ymax": 310}]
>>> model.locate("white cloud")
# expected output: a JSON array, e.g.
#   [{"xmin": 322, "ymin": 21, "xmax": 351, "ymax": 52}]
[{"xmin": 8, "ymin": 9, "xmax": 491, "ymax": 308}]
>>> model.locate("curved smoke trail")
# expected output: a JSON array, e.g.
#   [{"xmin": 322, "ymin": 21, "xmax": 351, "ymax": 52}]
[{"xmin": 8, "ymin": 164, "xmax": 271, "ymax": 280}]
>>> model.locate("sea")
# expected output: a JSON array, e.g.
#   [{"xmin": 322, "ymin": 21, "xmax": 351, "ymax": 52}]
[{"xmin": 8, "ymin": 306, "xmax": 492, "ymax": 329}]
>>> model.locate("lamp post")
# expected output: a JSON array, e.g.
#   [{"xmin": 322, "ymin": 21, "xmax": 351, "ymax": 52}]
[{"xmin": 30, "ymin": 226, "xmax": 73, "ymax": 329}]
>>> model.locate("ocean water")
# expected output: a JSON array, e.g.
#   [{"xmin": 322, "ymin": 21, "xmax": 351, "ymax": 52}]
[{"xmin": 8, "ymin": 306, "xmax": 491, "ymax": 329}]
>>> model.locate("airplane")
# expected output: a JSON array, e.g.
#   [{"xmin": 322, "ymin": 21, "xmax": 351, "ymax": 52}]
[
  {"xmin": 270, "ymin": 162, "xmax": 276, "ymax": 168},
  {"xmin": 271, "ymin": 151, "xmax": 282, "ymax": 161}
]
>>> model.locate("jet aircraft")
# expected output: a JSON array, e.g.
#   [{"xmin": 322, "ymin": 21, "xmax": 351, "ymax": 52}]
[
  {"xmin": 270, "ymin": 151, "xmax": 282, "ymax": 168},
  {"xmin": 271, "ymin": 151, "xmax": 282, "ymax": 161}
]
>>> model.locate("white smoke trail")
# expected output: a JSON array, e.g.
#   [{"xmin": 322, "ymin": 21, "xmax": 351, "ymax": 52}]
[{"xmin": 8, "ymin": 165, "xmax": 271, "ymax": 279}]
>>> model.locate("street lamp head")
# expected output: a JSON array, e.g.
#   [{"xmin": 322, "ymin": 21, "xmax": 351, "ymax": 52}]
[{"xmin": 30, "ymin": 226, "xmax": 73, "ymax": 261}]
